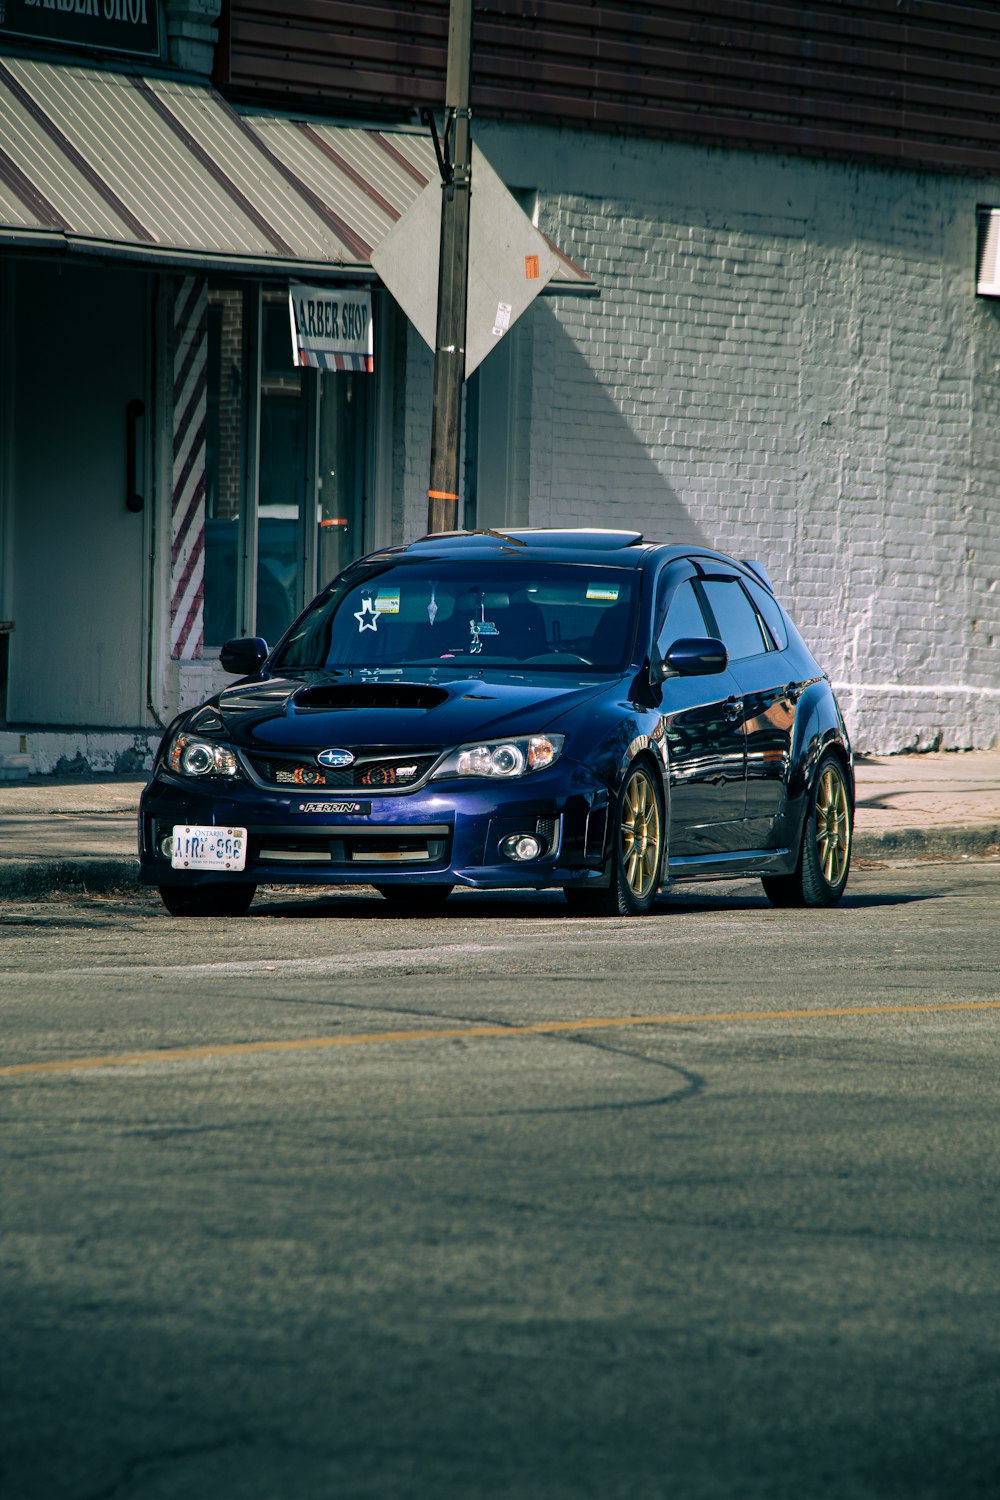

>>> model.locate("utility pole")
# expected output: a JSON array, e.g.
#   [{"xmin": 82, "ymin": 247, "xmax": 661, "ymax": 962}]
[{"xmin": 426, "ymin": 0, "xmax": 474, "ymax": 535}]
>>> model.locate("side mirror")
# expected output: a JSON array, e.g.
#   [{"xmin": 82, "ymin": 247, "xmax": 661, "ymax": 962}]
[
  {"xmin": 652, "ymin": 636, "xmax": 728, "ymax": 681},
  {"xmin": 220, "ymin": 636, "xmax": 269, "ymax": 676}
]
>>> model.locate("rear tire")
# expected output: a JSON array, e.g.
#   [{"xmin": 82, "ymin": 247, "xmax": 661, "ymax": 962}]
[
  {"xmin": 762, "ymin": 752, "xmax": 852, "ymax": 908},
  {"xmin": 564, "ymin": 760, "xmax": 663, "ymax": 917},
  {"xmin": 158, "ymin": 883, "xmax": 257, "ymax": 917}
]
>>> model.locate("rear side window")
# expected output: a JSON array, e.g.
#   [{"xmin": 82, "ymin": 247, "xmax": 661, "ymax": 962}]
[
  {"xmin": 700, "ymin": 578, "xmax": 769, "ymax": 661},
  {"xmin": 742, "ymin": 576, "xmax": 788, "ymax": 651}
]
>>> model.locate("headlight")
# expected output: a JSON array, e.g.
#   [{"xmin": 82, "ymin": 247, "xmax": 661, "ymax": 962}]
[
  {"xmin": 432, "ymin": 734, "xmax": 564, "ymax": 780},
  {"xmin": 167, "ymin": 733, "xmax": 240, "ymax": 778}
]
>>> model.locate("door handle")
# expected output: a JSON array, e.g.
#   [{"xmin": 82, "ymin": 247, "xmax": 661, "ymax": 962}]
[
  {"xmin": 724, "ymin": 697, "xmax": 744, "ymax": 723},
  {"xmin": 785, "ymin": 681, "xmax": 803, "ymax": 704}
]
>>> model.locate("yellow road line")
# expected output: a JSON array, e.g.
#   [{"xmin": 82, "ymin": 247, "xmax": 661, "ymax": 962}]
[{"xmin": 2, "ymin": 999, "xmax": 999, "ymax": 1079}]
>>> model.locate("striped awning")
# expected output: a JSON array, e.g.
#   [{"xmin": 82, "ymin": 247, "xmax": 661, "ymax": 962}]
[{"xmin": 0, "ymin": 54, "xmax": 593, "ymax": 292}]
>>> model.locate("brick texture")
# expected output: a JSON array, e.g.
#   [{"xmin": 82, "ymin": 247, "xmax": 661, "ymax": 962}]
[{"xmin": 403, "ymin": 126, "xmax": 1000, "ymax": 753}]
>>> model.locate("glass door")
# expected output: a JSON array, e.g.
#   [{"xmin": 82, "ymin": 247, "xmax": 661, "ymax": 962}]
[
  {"xmin": 316, "ymin": 369, "xmax": 367, "ymax": 591},
  {"xmin": 255, "ymin": 297, "xmax": 368, "ymax": 644},
  {"xmin": 203, "ymin": 287, "xmax": 371, "ymax": 653},
  {"xmin": 256, "ymin": 298, "xmax": 306, "ymax": 647}
]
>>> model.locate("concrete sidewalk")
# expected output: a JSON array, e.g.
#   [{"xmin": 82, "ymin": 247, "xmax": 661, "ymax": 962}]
[{"xmin": 0, "ymin": 753, "xmax": 997, "ymax": 899}]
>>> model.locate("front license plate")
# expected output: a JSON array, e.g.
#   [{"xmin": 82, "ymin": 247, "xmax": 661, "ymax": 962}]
[{"xmin": 171, "ymin": 825, "xmax": 247, "ymax": 871}]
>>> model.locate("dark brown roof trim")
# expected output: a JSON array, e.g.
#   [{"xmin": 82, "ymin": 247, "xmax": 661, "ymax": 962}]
[
  {"xmin": 0, "ymin": 143, "xmax": 69, "ymax": 230},
  {"xmin": 539, "ymin": 230, "xmax": 588, "ymax": 282},
  {"xmin": 369, "ymin": 130, "xmax": 431, "ymax": 189},
  {"xmin": 296, "ymin": 122, "xmax": 401, "ymax": 223},
  {"xmin": 0, "ymin": 60, "xmax": 154, "ymax": 244},
  {"xmin": 131, "ymin": 75, "xmax": 295, "ymax": 258},
  {"xmin": 221, "ymin": 101, "xmax": 373, "ymax": 261}
]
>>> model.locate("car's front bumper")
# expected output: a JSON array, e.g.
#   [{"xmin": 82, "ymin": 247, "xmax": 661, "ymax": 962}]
[{"xmin": 138, "ymin": 763, "xmax": 612, "ymax": 891}]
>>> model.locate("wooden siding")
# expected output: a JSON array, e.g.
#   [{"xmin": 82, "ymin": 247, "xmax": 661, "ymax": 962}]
[{"xmin": 218, "ymin": 1, "xmax": 1000, "ymax": 175}]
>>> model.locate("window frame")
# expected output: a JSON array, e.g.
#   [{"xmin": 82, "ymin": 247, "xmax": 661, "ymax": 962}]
[
  {"xmin": 697, "ymin": 572, "xmax": 775, "ymax": 662},
  {"xmin": 652, "ymin": 560, "xmax": 708, "ymax": 656}
]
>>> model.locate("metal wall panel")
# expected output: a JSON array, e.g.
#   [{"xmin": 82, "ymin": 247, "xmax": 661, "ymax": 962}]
[{"xmin": 219, "ymin": 0, "xmax": 1000, "ymax": 176}]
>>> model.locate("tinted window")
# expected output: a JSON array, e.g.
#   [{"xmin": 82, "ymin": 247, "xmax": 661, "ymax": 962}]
[
  {"xmin": 659, "ymin": 579, "xmax": 709, "ymax": 649},
  {"xmin": 743, "ymin": 576, "xmax": 788, "ymax": 650},
  {"xmin": 275, "ymin": 561, "xmax": 638, "ymax": 672},
  {"xmin": 700, "ymin": 578, "xmax": 768, "ymax": 661}
]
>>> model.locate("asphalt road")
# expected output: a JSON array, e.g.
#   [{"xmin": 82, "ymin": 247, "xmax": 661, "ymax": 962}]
[{"xmin": 1, "ymin": 860, "xmax": 998, "ymax": 1500}]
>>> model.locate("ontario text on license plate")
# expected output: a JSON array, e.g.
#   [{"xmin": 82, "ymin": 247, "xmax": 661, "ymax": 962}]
[{"xmin": 171, "ymin": 825, "xmax": 247, "ymax": 871}]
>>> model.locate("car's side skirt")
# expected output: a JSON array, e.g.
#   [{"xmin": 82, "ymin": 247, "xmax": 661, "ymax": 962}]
[{"xmin": 666, "ymin": 847, "xmax": 793, "ymax": 881}]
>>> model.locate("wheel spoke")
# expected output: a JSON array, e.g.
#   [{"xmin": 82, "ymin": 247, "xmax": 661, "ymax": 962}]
[
  {"xmin": 619, "ymin": 770, "xmax": 661, "ymax": 899},
  {"xmin": 815, "ymin": 764, "xmax": 849, "ymax": 886}
]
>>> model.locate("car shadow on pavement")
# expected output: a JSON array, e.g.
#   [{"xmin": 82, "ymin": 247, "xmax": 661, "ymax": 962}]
[{"xmin": 247, "ymin": 882, "xmax": 944, "ymax": 920}]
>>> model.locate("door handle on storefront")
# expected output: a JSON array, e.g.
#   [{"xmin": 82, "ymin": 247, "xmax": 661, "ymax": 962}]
[
  {"xmin": 724, "ymin": 697, "xmax": 744, "ymax": 723},
  {"xmin": 126, "ymin": 399, "xmax": 145, "ymax": 513}
]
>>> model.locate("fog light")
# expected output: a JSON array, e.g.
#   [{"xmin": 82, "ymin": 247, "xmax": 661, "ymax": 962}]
[
  {"xmin": 160, "ymin": 834, "xmax": 175, "ymax": 858},
  {"xmin": 501, "ymin": 832, "xmax": 543, "ymax": 861}
]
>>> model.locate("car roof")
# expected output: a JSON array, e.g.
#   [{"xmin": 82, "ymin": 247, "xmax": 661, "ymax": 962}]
[
  {"xmin": 368, "ymin": 528, "xmax": 662, "ymax": 569},
  {"xmin": 358, "ymin": 529, "xmax": 777, "ymax": 593}
]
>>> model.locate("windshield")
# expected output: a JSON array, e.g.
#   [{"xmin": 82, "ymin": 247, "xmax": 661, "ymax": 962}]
[{"xmin": 274, "ymin": 560, "xmax": 639, "ymax": 672}]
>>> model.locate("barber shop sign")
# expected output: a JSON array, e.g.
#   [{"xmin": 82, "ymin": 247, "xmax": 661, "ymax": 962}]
[
  {"xmin": 0, "ymin": 0, "xmax": 160, "ymax": 57},
  {"xmin": 289, "ymin": 285, "xmax": 374, "ymax": 373}
]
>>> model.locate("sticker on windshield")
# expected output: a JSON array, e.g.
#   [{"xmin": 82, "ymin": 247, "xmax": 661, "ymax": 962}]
[
  {"xmin": 586, "ymin": 584, "xmax": 620, "ymax": 603},
  {"xmin": 427, "ymin": 585, "xmax": 439, "ymax": 625},
  {"xmin": 375, "ymin": 591, "xmax": 399, "ymax": 614},
  {"xmin": 354, "ymin": 596, "xmax": 379, "ymax": 632}
]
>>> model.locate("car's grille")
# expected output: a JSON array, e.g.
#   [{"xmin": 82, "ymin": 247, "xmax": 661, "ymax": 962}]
[
  {"xmin": 245, "ymin": 751, "xmax": 440, "ymax": 791},
  {"xmin": 252, "ymin": 824, "xmax": 451, "ymax": 868}
]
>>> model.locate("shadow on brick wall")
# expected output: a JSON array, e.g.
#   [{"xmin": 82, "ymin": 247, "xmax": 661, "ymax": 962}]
[{"xmin": 526, "ymin": 303, "xmax": 709, "ymax": 547}]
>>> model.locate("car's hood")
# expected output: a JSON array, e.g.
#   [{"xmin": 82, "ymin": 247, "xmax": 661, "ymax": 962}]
[{"xmin": 213, "ymin": 668, "xmax": 622, "ymax": 750}]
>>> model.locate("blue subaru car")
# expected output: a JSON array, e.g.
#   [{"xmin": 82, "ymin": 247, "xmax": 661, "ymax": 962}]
[{"xmin": 139, "ymin": 528, "xmax": 853, "ymax": 916}]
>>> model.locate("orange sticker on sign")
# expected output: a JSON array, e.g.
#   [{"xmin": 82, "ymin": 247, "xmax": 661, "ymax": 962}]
[{"xmin": 525, "ymin": 254, "xmax": 540, "ymax": 279}]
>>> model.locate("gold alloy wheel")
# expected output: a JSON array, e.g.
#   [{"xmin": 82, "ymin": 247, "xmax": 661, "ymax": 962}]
[
  {"xmin": 815, "ymin": 763, "xmax": 851, "ymax": 886},
  {"xmin": 621, "ymin": 767, "xmax": 661, "ymax": 899}
]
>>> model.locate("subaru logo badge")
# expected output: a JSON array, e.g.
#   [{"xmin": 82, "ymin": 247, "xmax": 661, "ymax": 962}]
[{"xmin": 317, "ymin": 748, "xmax": 355, "ymax": 768}]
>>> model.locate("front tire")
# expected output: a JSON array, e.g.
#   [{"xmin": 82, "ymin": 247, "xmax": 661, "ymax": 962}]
[
  {"xmin": 564, "ymin": 760, "xmax": 663, "ymax": 917},
  {"xmin": 158, "ymin": 883, "xmax": 257, "ymax": 917},
  {"xmin": 762, "ymin": 752, "xmax": 852, "ymax": 908}
]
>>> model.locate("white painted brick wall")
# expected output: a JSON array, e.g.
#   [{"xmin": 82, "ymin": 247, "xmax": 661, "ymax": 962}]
[{"xmin": 455, "ymin": 124, "xmax": 1000, "ymax": 753}]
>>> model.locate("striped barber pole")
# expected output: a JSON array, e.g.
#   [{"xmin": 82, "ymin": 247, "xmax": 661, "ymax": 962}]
[
  {"xmin": 170, "ymin": 275, "xmax": 208, "ymax": 660},
  {"xmin": 298, "ymin": 350, "xmax": 373, "ymax": 373}
]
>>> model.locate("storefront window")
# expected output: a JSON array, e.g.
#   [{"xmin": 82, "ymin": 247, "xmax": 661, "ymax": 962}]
[
  {"xmin": 204, "ymin": 288, "xmax": 245, "ymax": 649},
  {"xmin": 257, "ymin": 299, "xmax": 305, "ymax": 647},
  {"xmin": 201, "ymin": 286, "xmax": 369, "ymax": 651},
  {"xmin": 317, "ymin": 369, "xmax": 366, "ymax": 590}
]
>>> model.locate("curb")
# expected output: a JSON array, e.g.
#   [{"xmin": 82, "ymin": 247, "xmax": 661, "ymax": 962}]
[
  {"xmin": 0, "ymin": 858, "xmax": 140, "ymax": 900},
  {"xmin": 854, "ymin": 826, "xmax": 999, "ymax": 860},
  {"xmin": 0, "ymin": 827, "xmax": 996, "ymax": 900}
]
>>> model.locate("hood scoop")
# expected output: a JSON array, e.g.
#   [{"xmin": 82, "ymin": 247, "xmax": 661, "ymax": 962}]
[{"xmin": 293, "ymin": 683, "xmax": 449, "ymax": 712}]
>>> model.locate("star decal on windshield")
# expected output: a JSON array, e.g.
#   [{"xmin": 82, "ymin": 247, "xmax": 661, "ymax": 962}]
[{"xmin": 354, "ymin": 596, "xmax": 378, "ymax": 632}]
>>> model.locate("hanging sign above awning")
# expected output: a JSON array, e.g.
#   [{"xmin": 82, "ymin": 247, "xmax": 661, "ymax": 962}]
[
  {"xmin": 0, "ymin": 0, "xmax": 160, "ymax": 58},
  {"xmin": 289, "ymin": 285, "xmax": 373, "ymax": 371}
]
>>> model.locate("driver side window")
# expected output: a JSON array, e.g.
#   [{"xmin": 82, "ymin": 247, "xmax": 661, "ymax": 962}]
[{"xmin": 657, "ymin": 579, "xmax": 709, "ymax": 653}]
